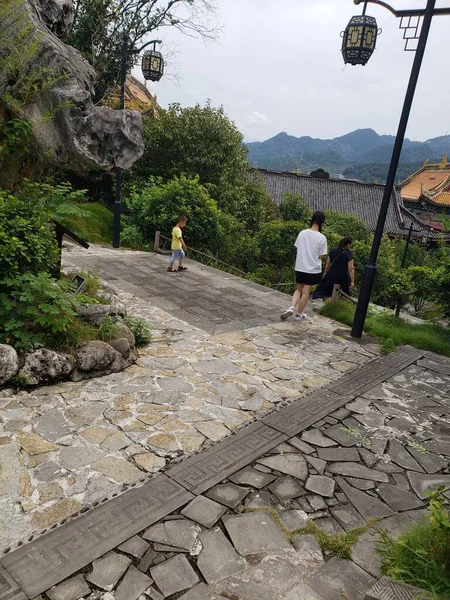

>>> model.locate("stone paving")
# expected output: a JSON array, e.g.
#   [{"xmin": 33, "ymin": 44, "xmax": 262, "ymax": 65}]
[
  {"xmin": 0, "ymin": 245, "xmax": 378, "ymax": 551},
  {"xmin": 1, "ymin": 345, "xmax": 449, "ymax": 600}
]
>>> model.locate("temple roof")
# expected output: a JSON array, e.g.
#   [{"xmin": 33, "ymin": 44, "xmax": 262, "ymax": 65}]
[
  {"xmin": 254, "ymin": 168, "xmax": 450, "ymax": 241},
  {"xmin": 400, "ymin": 157, "xmax": 450, "ymax": 204},
  {"xmin": 102, "ymin": 75, "xmax": 161, "ymax": 113}
]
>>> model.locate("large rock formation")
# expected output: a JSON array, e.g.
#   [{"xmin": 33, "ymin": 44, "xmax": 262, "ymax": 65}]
[{"xmin": 0, "ymin": 0, "xmax": 143, "ymax": 186}]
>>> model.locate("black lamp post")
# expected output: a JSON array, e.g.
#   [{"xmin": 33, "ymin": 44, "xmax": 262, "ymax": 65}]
[
  {"xmin": 343, "ymin": 0, "xmax": 450, "ymax": 338},
  {"xmin": 113, "ymin": 39, "xmax": 164, "ymax": 249}
]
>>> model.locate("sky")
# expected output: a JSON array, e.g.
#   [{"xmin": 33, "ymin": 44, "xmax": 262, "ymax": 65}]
[{"xmin": 134, "ymin": 0, "xmax": 450, "ymax": 143}]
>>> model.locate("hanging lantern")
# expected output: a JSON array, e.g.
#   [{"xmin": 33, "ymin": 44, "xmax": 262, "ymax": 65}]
[
  {"xmin": 341, "ymin": 14, "xmax": 380, "ymax": 66},
  {"xmin": 142, "ymin": 50, "xmax": 164, "ymax": 81}
]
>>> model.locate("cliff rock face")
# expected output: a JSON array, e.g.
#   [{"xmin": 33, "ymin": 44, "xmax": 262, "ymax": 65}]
[{"xmin": 0, "ymin": 0, "xmax": 144, "ymax": 183}]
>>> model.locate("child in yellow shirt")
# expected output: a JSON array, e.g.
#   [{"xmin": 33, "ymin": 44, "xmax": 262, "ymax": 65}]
[{"xmin": 168, "ymin": 216, "xmax": 188, "ymax": 272}]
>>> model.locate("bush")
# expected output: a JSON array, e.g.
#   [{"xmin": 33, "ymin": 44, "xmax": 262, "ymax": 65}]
[
  {"xmin": 256, "ymin": 221, "xmax": 304, "ymax": 281},
  {"xmin": 407, "ymin": 265, "xmax": 438, "ymax": 315},
  {"xmin": 217, "ymin": 211, "xmax": 259, "ymax": 271},
  {"xmin": 279, "ymin": 193, "xmax": 312, "ymax": 223},
  {"xmin": 0, "ymin": 189, "xmax": 59, "ymax": 282},
  {"xmin": 0, "ymin": 273, "xmax": 80, "ymax": 351},
  {"xmin": 123, "ymin": 316, "xmax": 152, "ymax": 347},
  {"xmin": 125, "ymin": 175, "xmax": 221, "ymax": 253}
]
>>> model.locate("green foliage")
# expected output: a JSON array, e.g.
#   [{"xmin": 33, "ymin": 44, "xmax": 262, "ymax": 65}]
[
  {"xmin": 407, "ymin": 265, "xmax": 438, "ymax": 315},
  {"xmin": 16, "ymin": 180, "xmax": 89, "ymax": 224},
  {"xmin": 426, "ymin": 486, "xmax": 450, "ymax": 532},
  {"xmin": 319, "ymin": 300, "xmax": 450, "ymax": 357},
  {"xmin": 97, "ymin": 315, "xmax": 120, "ymax": 342},
  {"xmin": 216, "ymin": 211, "xmax": 259, "ymax": 271},
  {"xmin": 63, "ymin": 203, "xmax": 114, "ymax": 244},
  {"xmin": 324, "ymin": 211, "xmax": 371, "ymax": 244},
  {"xmin": 123, "ymin": 316, "xmax": 152, "ymax": 348},
  {"xmin": 255, "ymin": 221, "xmax": 303, "ymax": 281},
  {"xmin": 125, "ymin": 175, "xmax": 221, "ymax": 253},
  {"xmin": 9, "ymin": 374, "xmax": 31, "ymax": 389},
  {"xmin": 64, "ymin": 269, "xmax": 101, "ymax": 297},
  {"xmin": 0, "ymin": 118, "xmax": 32, "ymax": 163},
  {"xmin": 436, "ymin": 269, "xmax": 450, "ymax": 319},
  {"xmin": 0, "ymin": 273, "xmax": 80, "ymax": 351},
  {"xmin": 377, "ymin": 488, "xmax": 450, "ymax": 599},
  {"xmin": 69, "ymin": 2, "xmax": 219, "ymax": 101},
  {"xmin": 0, "ymin": 189, "xmax": 58, "ymax": 281},
  {"xmin": 129, "ymin": 103, "xmax": 267, "ymax": 227},
  {"xmin": 278, "ymin": 193, "xmax": 312, "ymax": 223},
  {"xmin": 0, "ymin": 0, "xmax": 68, "ymax": 111}
]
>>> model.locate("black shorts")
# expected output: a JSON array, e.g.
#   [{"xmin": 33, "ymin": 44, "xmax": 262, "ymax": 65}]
[{"xmin": 295, "ymin": 271, "xmax": 322, "ymax": 285}]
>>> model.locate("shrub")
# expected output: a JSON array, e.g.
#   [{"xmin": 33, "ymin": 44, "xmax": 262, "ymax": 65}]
[
  {"xmin": 0, "ymin": 189, "xmax": 58, "ymax": 281},
  {"xmin": 256, "ymin": 221, "xmax": 304, "ymax": 281},
  {"xmin": 63, "ymin": 202, "xmax": 113, "ymax": 244},
  {"xmin": 407, "ymin": 265, "xmax": 438, "ymax": 315},
  {"xmin": 0, "ymin": 273, "xmax": 80, "ymax": 351},
  {"xmin": 125, "ymin": 175, "xmax": 221, "ymax": 253},
  {"xmin": 97, "ymin": 316, "xmax": 120, "ymax": 342},
  {"xmin": 279, "ymin": 193, "xmax": 312, "ymax": 223},
  {"xmin": 123, "ymin": 316, "xmax": 152, "ymax": 347}
]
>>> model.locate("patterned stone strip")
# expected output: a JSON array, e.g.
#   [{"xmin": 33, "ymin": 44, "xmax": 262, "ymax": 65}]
[
  {"xmin": 262, "ymin": 389, "xmax": 352, "ymax": 437},
  {"xmin": 0, "ymin": 566, "xmax": 26, "ymax": 600},
  {"xmin": 332, "ymin": 346, "xmax": 426, "ymax": 398},
  {"xmin": 166, "ymin": 422, "xmax": 287, "ymax": 495},
  {"xmin": 417, "ymin": 352, "xmax": 450, "ymax": 375},
  {"xmin": 0, "ymin": 475, "xmax": 193, "ymax": 599},
  {"xmin": 365, "ymin": 576, "xmax": 433, "ymax": 600}
]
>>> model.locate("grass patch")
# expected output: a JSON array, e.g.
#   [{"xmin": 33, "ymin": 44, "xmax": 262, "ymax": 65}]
[
  {"xmin": 377, "ymin": 523, "xmax": 450, "ymax": 599},
  {"xmin": 319, "ymin": 299, "xmax": 450, "ymax": 357},
  {"xmin": 64, "ymin": 203, "xmax": 113, "ymax": 245},
  {"xmin": 123, "ymin": 316, "xmax": 152, "ymax": 348},
  {"xmin": 242, "ymin": 505, "xmax": 379, "ymax": 559}
]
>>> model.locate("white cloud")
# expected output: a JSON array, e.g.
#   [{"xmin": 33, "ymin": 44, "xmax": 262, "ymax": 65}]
[{"xmin": 142, "ymin": 0, "xmax": 449, "ymax": 142}]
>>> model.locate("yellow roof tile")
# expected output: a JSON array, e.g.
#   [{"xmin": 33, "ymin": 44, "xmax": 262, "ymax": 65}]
[{"xmin": 401, "ymin": 171, "xmax": 450, "ymax": 201}]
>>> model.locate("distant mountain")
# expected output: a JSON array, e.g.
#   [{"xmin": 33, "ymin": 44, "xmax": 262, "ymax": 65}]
[{"xmin": 246, "ymin": 129, "xmax": 450, "ymax": 183}]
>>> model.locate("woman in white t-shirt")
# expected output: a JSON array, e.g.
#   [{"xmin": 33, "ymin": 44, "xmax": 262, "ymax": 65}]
[{"xmin": 281, "ymin": 211, "xmax": 327, "ymax": 321}]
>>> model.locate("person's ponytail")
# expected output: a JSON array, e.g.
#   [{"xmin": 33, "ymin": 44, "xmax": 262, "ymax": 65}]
[{"xmin": 338, "ymin": 236, "xmax": 353, "ymax": 252}]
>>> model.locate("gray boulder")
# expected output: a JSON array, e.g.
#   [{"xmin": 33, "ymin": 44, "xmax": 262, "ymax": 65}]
[
  {"xmin": 77, "ymin": 303, "xmax": 127, "ymax": 325},
  {"xmin": 0, "ymin": 344, "xmax": 19, "ymax": 385},
  {"xmin": 75, "ymin": 340, "xmax": 117, "ymax": 372},
  {"xmin": 72, "ymin": 343, "xmax": 137, "ymax": 381},
  {"xmin": 19, "ymin": 349, "xmax": 75, "ymax": 385},
  {"xmin": 0, "ymin": 0, "xmax": 143, "ymax": 188},
  {"xmin": 106, "ymin": 322, "xmax": 136, "ymax": 357}
]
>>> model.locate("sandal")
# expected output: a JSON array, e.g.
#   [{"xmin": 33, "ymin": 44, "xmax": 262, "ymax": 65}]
[
  {"xmin": 178, "ymin": 266, "xmax": 188, "ymax": 271},
  {"xmin": 167, "ymin": 267, "xmax": 176, "ymax": 272}
]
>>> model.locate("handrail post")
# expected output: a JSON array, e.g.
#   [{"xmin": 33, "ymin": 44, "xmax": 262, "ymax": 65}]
[{"xmin": 154, "ymin": 231, "xmax": 160, "ymax": 253}]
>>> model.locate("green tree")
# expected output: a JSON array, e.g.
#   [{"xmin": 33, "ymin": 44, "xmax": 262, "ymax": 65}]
[
  {"xmin": 69, "ymin": 0, "xmax": 219, "ymax": 101},
  {"xmin": 125, "ymin": 175, "xmax": 220, "ymax": 252},
  {"xmin": 129, "ymin": 102, "xmax": 254, "ymax": 217},
  {"xmin": 324, "ymin": 211, "xmax": 371, "ymax": 243},
  {"xmin": 278, "ymin": 193, "xmax": 312, "ymax": 223},
  {"xmin": 407, "ymin": 265, "xmax": 438, "ymax": 315}
]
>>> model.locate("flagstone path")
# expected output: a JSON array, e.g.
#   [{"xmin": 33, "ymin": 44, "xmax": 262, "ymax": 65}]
[
  {"xmin": 1, "ymin": 246, "xmax": 449, "ymax": 600},
  {"xmin": 0, "ymin": 246, "xmax": 378, "ymax": 552}
]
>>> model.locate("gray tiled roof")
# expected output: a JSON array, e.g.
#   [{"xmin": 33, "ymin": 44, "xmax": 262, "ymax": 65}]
[{"xmin": 255, "ymin": 169, "xmax": 449, "ymax": 241}]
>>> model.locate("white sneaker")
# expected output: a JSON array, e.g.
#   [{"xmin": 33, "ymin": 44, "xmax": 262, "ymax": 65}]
[
  {"xmin": 280, "ymin": 307, "xmax": 295, "ymax": 321},
  {"xmin": 295, "ymin": 313, "xmax": 307, "ymax": 321}
]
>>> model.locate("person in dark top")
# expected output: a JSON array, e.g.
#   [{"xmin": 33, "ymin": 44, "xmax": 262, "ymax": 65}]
[{"xmin": 313, "ymin": 236, "xmax": 355, "ymax": 300}]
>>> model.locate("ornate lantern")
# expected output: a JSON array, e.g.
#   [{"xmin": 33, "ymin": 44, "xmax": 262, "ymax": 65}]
[
  {"xmin": 142, "ymin": 50, "xmax": 164, "ymax": 81},
  {"xmin": 341, "ymin": 14, "xmax": 380, "ymax": 66}
]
